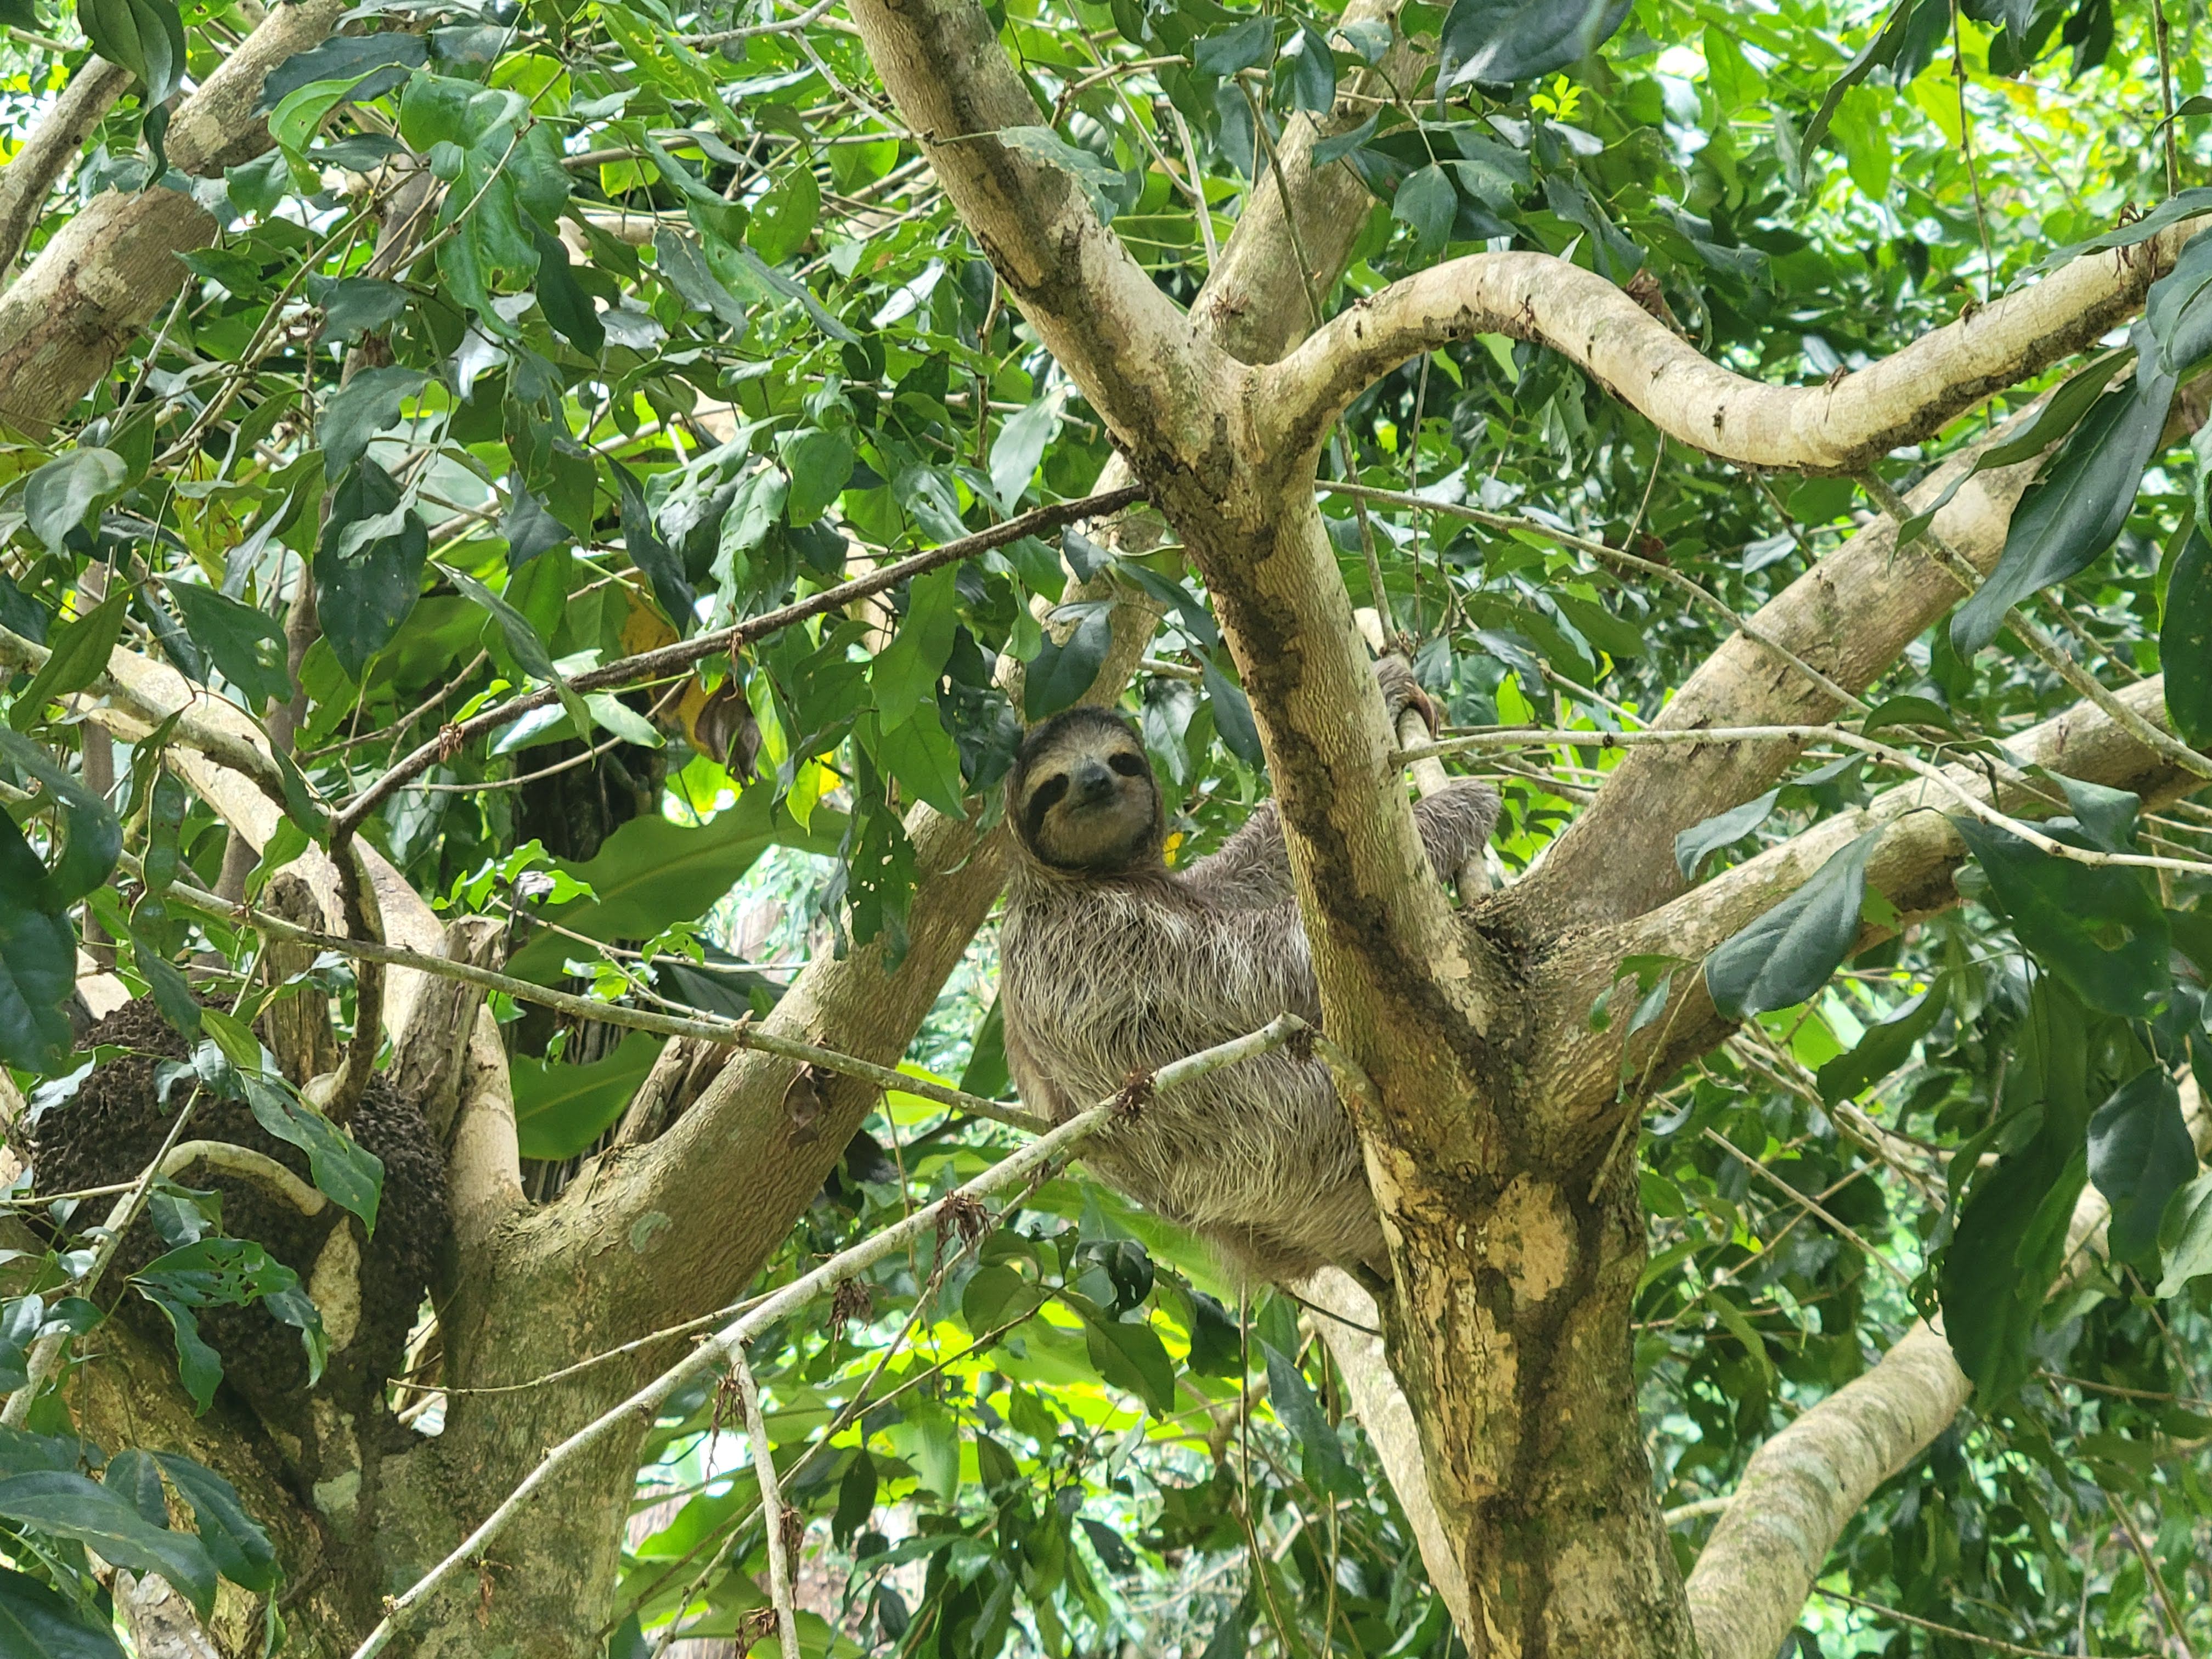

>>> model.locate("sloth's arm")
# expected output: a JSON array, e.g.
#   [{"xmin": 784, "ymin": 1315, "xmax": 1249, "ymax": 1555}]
[
  {"xmin": 1413, "ymin": 780, "xmax": 1502, "ymax": 881},
  {"xmin": 1180, "ymin": 801, "xmax": 1298, "ymax": 907}
]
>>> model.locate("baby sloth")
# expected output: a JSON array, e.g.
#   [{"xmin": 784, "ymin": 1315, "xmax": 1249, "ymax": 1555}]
[{"xmin": 997, "ymin": 663, "xmax": 1498, "ymax": 1285}]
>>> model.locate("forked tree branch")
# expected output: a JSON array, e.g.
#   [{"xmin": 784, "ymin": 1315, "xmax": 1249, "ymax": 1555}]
[{"xmin": 1262, "ymin": 233, "xmax": 2197, "ymax": 471}]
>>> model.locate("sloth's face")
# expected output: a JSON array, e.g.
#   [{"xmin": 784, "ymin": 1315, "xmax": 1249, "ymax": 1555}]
[{"xmin": 1012, "ymin": 713, "xmax": 1161, "ymax": 872}]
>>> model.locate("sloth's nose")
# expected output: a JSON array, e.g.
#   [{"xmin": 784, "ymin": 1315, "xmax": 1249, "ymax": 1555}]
[{"xmin": 1073, "ymin": 758, "xmax": 1115, "ymax": 804}]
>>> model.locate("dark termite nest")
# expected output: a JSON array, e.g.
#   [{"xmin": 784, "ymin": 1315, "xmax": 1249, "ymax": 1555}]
[{"xmin": 28, "ymin": 998, "xmax": 449, "ymax": 1431}]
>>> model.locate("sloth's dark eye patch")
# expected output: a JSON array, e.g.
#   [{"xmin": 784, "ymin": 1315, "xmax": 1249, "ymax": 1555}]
[
  {"xmin": 1024, "ymin": 773, "xmax": 1070, "ymax": 844},
  {"xmin": 1108, "ymin": 753, "xmax": 1147, "ymax": 778}
]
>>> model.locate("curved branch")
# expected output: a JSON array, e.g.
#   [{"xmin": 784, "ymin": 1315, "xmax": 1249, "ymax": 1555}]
[
  {"xmin": 1263, "ymin": 231, "xmax": 2197, "ymax": 472},
  {"xmin": 161, "ymin": 1141, "xmax": 326, "ymax": 1215}
]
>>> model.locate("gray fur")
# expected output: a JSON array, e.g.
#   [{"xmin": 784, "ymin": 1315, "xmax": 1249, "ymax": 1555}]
[{"xmin": 998, "ymin": 687, "xmax": 1499, "ymax": 1285}]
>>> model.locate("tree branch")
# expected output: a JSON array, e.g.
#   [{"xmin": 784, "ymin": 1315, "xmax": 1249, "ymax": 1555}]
[
  {"xmin": 0, "ymin": 56, "xmax": 131, "ymax": 274},
  {"xmin": 1262, "ymin": 229, "xmax": 2197, "ymax": 471}
]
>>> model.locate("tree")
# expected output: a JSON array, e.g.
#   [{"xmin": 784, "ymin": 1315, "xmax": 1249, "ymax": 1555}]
[{"xmin": 0, "ymin": 0, "xmax": 2209, "ymax": 1655}]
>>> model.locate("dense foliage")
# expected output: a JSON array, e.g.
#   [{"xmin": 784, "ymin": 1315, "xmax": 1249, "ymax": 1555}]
[{"xmin": 1, "ymin": 0, "xmax": 2210, "ymax": 1652}]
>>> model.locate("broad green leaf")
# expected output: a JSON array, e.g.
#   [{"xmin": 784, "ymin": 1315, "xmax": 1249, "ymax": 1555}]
[
  {"xmin": 652, "ymin": 228, "xmax": 751, "ymax": 330},
  {"xmin": 322, "ymin": 367, "xmax": 427, "ymax": 479},
  {"xmin": 2157, "ymin": 1170, "xmax": 2212, "ymax": 1296},
  {"xmin": 511, "ymin": 1030, "xmax": 664, "ymax": 1160},
  {"xmin": 1082, "ymin": 1315, "xmax": 1176, "ymax": 1414},
  {"xmin": 1674, "ymin": 789, "xmax": 1779, "ymax": 879},
  {"xmin": 308, "ymin": 275, "xmax": 409, "ymax": 341},
  {"xmin": 152, "ymin": 1454, "xmax": 279, "ymax": 1593},
  {"xmin": 1262, "ymin": 1340, "xmax": 1360, "ymax": 1497},
  {"xmin": 1284, "ymin": 25, "xmax": 1337, "ymax": 112},
  {"xmin": 1438, "ymin": 0, "xmax": 1630, "ymax": 91},
  {"xmin": 870, "ymin": 567, "xmax": 960, "ymax": 731},
  {"xmin": 315, "ymin": 459, "xmax": 428, "ymax": 680},
  {"xmin": 746, "ymin": 165, "xmax": 820, "ymax": 265},
  {"xmin": 8, "ymin": 589, "xmax": 127, "ymax": 732},
  {"xmin": 1953, "ymin": 359, "xmax": 2177, "ymax": 656},
  {"xmin": 0, "ymin": 820, "xmax": 88, "ymax": 1074},
  {"xmin": 259, "ymin": 31, "xmax": 426, "ymax": 111},
  {"xmin": 1941, "ymin": 1143, "xmax": 2083, "ymax": 1401},
  {"xmin": 103, "ymin": 1449, "xmax": 165, "ymax": 1529},
  {"xmin": 80, "ymin": 0, "xmax": 186, "ymax": 102},
  {"xmin": 1194, "ymin": 15, "xmax": 1273, "ymax": 72},
  {"xmin": 506, "ymin": 786, "xmax": 843, "ymax": 980},
  {"xmin": 238, "ymin": 1072, "xmax": 383, "ymax": 1231},
  {"xmin": 21, "ymin": 449, "xmax": 128, "ymax": 555},
  {"xmin": 1392, "ymin": 165, "xmax": 1456, "ymax": 261},
  {"xmin": 612, "ymin": 462, "xmax": 694, "ymax": 630},
  {"xmin": 166, "ymin": 583, "xmax": 291, "ymax": 711},
  {"xmin": 0, "ymin": 728, "xmax": 122, "ymax": 905},
  {"xmin": 502, "ymin": 477, "xmax": 570, "ymax": 566},
  {"xmin": 1201, "ymin": 654, "xmax": 1263, "ymax": 768},
  {"xmin": 2086, "ymin": 1068, "xmax": 2195, "ymax": 1266},
  {"xmin": 781, "ymin": 427, "xmax": 855, "ymax": 526},
  {"xmin": 988, "ymin": 391, "xmax": 1065, "ymax": 515},
  {"xmin": 1182, "ymin": 1289, "xmax": 1242, "ymax": 1377},
  {"xmin": 1816, "ymin": 977, "xmax": 1947, "ymax": 1105},
  {"xmin": 1951, "ymin": 817, "xmax": 2170, "ymax": 1017},
  {"xmin": 1704, "ymin": 828, "xmax": 1882, "ymax": 1019},
  {"xmin": 2143, "ymin": 224, "xmax": 2212, "ymax": 374},
  {"xmin": 1024, "ymin": 604, "xmax": 1115, "ymax": 721},
  {"xmin": 0, "ymin": 1567, "xmax": 128, "ymax": 1659},
  {"xmin": 0, "ymin": 1471, "xmax": 218, "ymax": 1614},
  {"xmin": 870, "ymin": 709, "xmax": 968, "ymax": 817},
  {"xmin": 996, "ymin": 126, "xmax": 1126, "ymax": 224},
  {"xmin": 2163, "ymin": 529, "xmax": 2212, "ymax": 745},
  {"xmin": 529, "ymin": 225, "xmax": 604, "ymax": 356}
]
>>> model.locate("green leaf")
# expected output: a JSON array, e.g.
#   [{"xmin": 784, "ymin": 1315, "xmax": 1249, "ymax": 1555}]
[
  {"xmin": 238, "ymin": 1072, "xmax": 383, "ymax": 1231},
  {"xmin": 961, "ymin": 1264, "xmax": 1045, "ymax": 1333},
  {"xmin": 651, "ymin": 228, "xmax": 752, "ymax": 330},
  {"xmin": 151, "ymin": 1454, "xmax": 279, "ymax": 1593},
  {"xmin": 2163, "ymin": 530, "xmax": 2212, "ymax": 746},
  {"xmin": 2143, "ymin": 224, "xmax": 2212, "ymax": 375},
  {"xmin": 746, "ymin": 165, "xmax": 820, "ymax": 265},
  {"xmin": 1392, "ymin": 165, "xmax": 1456, "ymax": 261},
  {"xmin": 8, "ymin": 589, "xmax": 127, "ymax": 732},
  {"xmin": 315, "ymin": 459, "xmax": 428, "ymax": 680},
  {"xmin": 21, "ymin": 449, "xmax": 128, "ymax": 555},
  {"xmin": 166, "ymin": 583, "xmax": 291, "ymax": 712},
  {"xmin": 1941, "ymin": 1143, "xmax": 2083, "ymax": 1401},
  {"xmin": 870, "ymin": 710, "xmax": 968, "ymax": 817},
  {"xmin": 529, "ymin": 224, "xmax": 605, "ymax": 356},
  {"xmin": 1024, "ymin": 605, "xmax": 1115, "ymax": 721},
  {"xmin": 502, "ymin": 476, "xmax": 570, "ymax": 567},
  {"xmin": 1200, "ymin": 654, "xmax": 1263, "ymax": 768},
  {"xmin": 1816, "ymin": 977, "xmax": 1947, "ymax": 1105},
  {"xmin": 0, "ymin": 1566, "xmax": 128, "ymax": 1659},
  {"xmin": 2087, "ymin": 1068, "xmax": 2196, "ymax": 1266},
  {"xmin": 1704, "ymin": 828, "xmax": 1882, "ymax": 1019},
  {"xmin": 1261, "ymin": 1340, "xmax": 1360, "ymax": 1497},
  {"xmin": 1438, "ymin": 0, "xmax": 1630, "ymax": 91},
  {"xmin": 612, "ymin": 462, "xmax": 694, "ymax": 630},
  {"xmin": 2157, "ymin": 1170, "xmax": 2212, "ymax": 1296},
  {"xmin": 1182, "ymin": 1290, "xmax": 1242, "ymax": 1377},
  {"xmin": 140, "ymin": 1293, "xmax": 225, "ymax": 1412},
  {"xmin": 1674, "ymin": 788, "xmax": 1779, "ymax": 879},
  {"xmin": 0, "ymin": 728, "xmax": 122, "ymax": 905},
  {"xmin": 510, "ymin": 1030, "xmax": 664, "ymax": 1161},
  {"xmin": 80, "ymin": 0, "xmax": 187, "ymax": 102},
  {"xmin": 321, "ymin": 367, "xmax": 427, "ymax": 480},
  {"xmin": 781, "ymin": 427, "xmax": 855, "ymax": 527},
  {"xmin": 584, "ymin": 694, "xmax": 661, "ymax": 748},
  {"xmin": 259, "ymin": 32, "xmax": 426, "ymax": 111},
  {"xmin": 1193, "ymin": 14, "xmax": 1273, "ymax": 73},
  {"xmin": 1082, "ymin": 1315, "xmax": 1176, "ymax": 1414},
  {"xmin": 870, "ymin": 567, "xmax": 960, "ymax": 731},
  {"xmin": 1953, "ymin": 360, "xmax": 2177, "ymax": 656},
  {"xmin": 1951, "ymin": 817, "xmax": 2170, "ymax": 1018},
  {"xmin": 104, "ymin": 1449, "xmax": 166, "ymax": 1529},
  {"xmin": 1285, "ymin": 25, "xmax": 1337, "ymax": 112},
  {"xmin": 996, "ymin": 126, "xmax": 1126, "ymax": 225},
  {"xmin": 308, "ymin": 275, "xmax": 410, "ymax": 342},
  {"xmin": 437, "ymin": 561, "xmax": 596, "ymax": 754},
  {"xmin": 0, "ymin": 830, "xmax": 89, "ymax": 1075},
  {"xmin": 0, "ymin": 1471, "xmax": 218, "ymax": 1615},
  {"xmin": 1892, "ymin": 353, "xmax": 2130, "ymax": 549},
  {"xmin": 987, "ymin": 392, "xmax": 1065, "ymax": 516}
]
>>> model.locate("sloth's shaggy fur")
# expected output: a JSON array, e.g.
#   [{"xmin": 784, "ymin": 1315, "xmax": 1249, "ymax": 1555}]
[{"xmin": 999, "ymin": 670, "xmax": 1499, "ymax": 1284}]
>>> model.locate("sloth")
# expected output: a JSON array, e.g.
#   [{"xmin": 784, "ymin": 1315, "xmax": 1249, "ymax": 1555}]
[{"xmin": 997, "ymin": 662, "xmax": 1499, "ymax": 1285}]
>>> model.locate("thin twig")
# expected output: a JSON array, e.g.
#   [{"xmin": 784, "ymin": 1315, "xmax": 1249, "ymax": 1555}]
[
  {"xmin": 1813, "ymin": 1585, "xmax": 2158, "ymax": 1659},
  {"xmin": 732, "ymin": 1355, "xmax": 800, "ymax": 1659}
]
